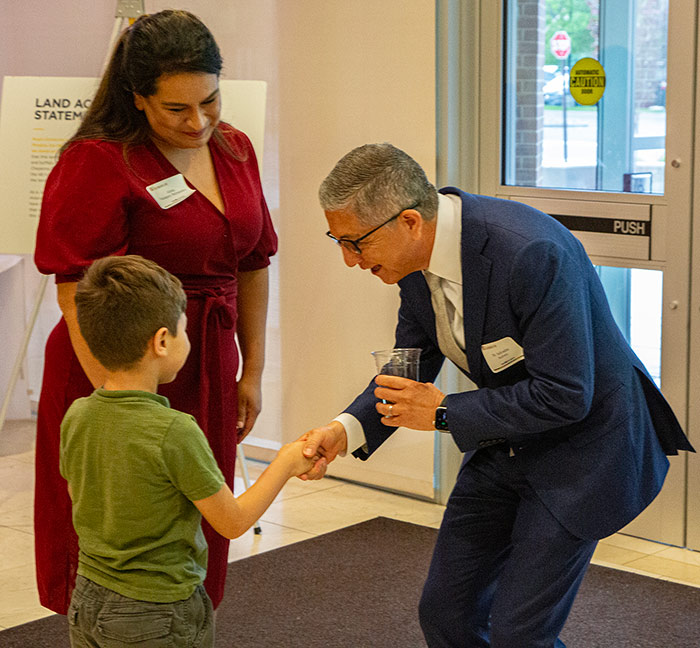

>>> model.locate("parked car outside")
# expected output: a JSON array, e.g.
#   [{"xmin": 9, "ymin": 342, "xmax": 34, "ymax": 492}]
[{"xmin": 543, "ymin": 71, "xmax": 569, "ymax": 106}]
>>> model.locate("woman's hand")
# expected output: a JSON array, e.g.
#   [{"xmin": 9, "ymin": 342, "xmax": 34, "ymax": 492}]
[
  {"xmin": 236, "ymin": 268, "xmax": 269, "ymax": 442},
  {"xmin": 236, "ymin": 374, "xmax": 262, "ymax": 441}
]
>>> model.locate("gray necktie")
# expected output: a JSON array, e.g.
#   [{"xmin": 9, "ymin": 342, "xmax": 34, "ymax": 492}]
[{"xmin": 424, "ymin": 271, "xmax": 469, "ymax": 372}]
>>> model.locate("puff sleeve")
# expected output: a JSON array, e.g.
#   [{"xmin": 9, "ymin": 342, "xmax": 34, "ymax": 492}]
[
  {"xmin": 236, "ymin": 193, "xmax": 277, "ymax": 272},
  {"xmin": 34, "ymin": 141, "xmax": 131, "ymax": 283}
]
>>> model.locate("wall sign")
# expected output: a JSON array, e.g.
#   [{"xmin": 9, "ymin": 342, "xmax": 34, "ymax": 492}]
[
  {"xmin": 510, "ymin": 196, "xmax": 651, "ymax": 261},
  {"xmin": 0, "ymin": 76, "xmax": 267, "ymax": 255}
]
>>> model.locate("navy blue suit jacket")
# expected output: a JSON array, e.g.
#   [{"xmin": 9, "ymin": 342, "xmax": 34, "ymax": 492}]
[{"xmin": 345, "ymin": 188, "xmax": 692, "ymax": 540}]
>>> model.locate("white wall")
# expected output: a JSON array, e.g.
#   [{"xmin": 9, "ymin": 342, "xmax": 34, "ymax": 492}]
[{"xmin": 276, "ymin": 1, "xmax": 436, "ymax": 493}]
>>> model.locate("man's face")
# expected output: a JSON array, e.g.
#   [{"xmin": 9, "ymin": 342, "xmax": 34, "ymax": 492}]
[{"xmin": 325, "ymin": 207, "xmax": 427, "ymax": 284}]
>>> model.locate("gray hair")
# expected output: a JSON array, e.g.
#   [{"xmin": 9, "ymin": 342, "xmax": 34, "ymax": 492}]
[{"xmin": 318, "ymin": 143, "xmax": 438, "ymax": 227}]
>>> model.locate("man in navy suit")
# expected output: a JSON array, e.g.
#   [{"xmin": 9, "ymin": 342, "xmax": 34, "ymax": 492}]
[{"xmin": 300, "ymin": 143, "xmax": 693, "ymax": 647}]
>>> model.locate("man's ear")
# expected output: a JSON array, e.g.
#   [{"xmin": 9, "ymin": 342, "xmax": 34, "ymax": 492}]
[
  {"xmin": 400, "ymin": 209, "xmax": 424, "ymax": 240},
  {"xmin": 152, "ymin": 326, "xmax": 170, "ymax": 358}
]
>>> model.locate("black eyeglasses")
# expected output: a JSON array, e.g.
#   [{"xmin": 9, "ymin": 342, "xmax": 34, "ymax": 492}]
[{"xmin": 326, "ymin": 202, "xmax": 420, "ymax": 255}]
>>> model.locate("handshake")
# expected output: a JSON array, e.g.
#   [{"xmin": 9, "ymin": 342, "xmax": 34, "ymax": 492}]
[
  {"xmin": 269, "ymin": 420, "xmax": 347, "ymax": 482},
  {"xmin": 276, "ymin": 374, "xmax": 445, "ymax": 481}
]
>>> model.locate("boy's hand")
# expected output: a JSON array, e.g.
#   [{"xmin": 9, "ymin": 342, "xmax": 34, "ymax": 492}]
[{"xmin": 278, "ymin": 440, "xmax": 318, "ymax": 478}]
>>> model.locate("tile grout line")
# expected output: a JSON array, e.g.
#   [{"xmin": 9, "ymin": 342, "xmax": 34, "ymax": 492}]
[{"xmin": 591, "ymin": 558, "xmax": 700, "ymax": 590}]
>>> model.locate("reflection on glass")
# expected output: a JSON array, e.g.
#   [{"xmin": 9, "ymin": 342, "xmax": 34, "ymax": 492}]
[
  {"xmin": 596, "ymin": 266, "xmax": 662, "ymax": 386},
  {"xmin": 503, "ymin": 0, "xmax": 668, "ymax": 195}
]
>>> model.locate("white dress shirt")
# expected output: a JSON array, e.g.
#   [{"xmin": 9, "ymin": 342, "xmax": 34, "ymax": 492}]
[{"xmin": 336, "ymin": 193, "xmax": 466, "ymax": 455}]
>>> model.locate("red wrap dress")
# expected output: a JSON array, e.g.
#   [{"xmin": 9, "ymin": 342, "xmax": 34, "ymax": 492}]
[{"xmin": 33, "ymin": 125, "xmax": 277, "ymax": 614}]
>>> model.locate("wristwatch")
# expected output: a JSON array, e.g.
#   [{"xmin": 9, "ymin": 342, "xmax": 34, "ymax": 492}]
[{"xmin": 434, "ymin": 397, "xmax": 449, "ymax": 432}]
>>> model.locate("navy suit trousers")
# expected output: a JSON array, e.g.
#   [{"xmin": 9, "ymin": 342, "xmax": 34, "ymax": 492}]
[{"xmin": 419, "ymin": 446, "xmax": 597, "ymax": 648}]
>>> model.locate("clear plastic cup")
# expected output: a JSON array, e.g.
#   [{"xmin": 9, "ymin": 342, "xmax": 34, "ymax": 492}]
[{"xmin": 371, "ymin": 348, "xmax": 421, "ymax": 381}]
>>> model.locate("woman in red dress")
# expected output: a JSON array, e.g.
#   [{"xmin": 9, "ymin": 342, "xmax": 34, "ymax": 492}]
[{"xmin": 33, "ymin": 10, "xmax": 277, "ymax": 614}]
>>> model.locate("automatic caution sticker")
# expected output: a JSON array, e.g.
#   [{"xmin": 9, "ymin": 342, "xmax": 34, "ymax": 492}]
[{"xmin": 569, "ymin": 57, "xmax": 606, "ymax": 105}]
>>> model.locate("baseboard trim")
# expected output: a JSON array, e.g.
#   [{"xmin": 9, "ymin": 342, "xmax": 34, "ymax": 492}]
[{"xmin": 240, "ymin": 436, "xmax": 280, "ymax": 463}]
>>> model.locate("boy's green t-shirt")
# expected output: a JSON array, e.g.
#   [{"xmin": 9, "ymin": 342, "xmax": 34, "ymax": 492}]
[{"xmin": 60, "ymin": 389, "xmax": 225, "ymax": 603}]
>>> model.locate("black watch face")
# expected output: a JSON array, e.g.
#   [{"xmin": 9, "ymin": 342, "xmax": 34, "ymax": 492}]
[{"xmin": 435, "ymin": 407, "xmax": 448, "ymax": 430}]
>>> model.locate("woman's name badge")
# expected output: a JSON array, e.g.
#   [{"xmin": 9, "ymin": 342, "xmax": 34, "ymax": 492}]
[
  {"xmin": 146, "ymin": 174, "xmax": 195, "ymax": 209},
  {"xmin": 481, "ymin": 337, "xmax": 524, "ymax": 373}
]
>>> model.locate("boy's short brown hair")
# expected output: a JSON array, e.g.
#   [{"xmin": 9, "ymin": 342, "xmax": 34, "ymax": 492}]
[{"xmin": 75, "ymin": 255, "xmax": 187, "ymax": 371}]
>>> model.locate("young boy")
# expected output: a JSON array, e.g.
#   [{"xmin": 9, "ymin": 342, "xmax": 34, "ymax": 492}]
[{"xmin": 60, "ymin": 255, "xmax": 317, "ymax": 647}]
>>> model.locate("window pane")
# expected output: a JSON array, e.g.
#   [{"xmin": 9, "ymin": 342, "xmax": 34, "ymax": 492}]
[
  {"xmin": 597, "ymin": 266, "xmax": 662, "ymax": 387},
  {"xmin": 504, "ymin": 0, "xmax": 668, "ymax": 195}
]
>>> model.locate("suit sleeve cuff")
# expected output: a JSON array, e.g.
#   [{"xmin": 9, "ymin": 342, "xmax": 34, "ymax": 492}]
[{"xmin": 333, "ymin": 413, "xmax": 368, "ymax": 457}]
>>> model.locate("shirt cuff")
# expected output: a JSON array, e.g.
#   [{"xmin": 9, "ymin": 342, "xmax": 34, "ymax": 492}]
[{"xmin": 332, "ymin": 413, "xmax": 368, "ymax": 457}]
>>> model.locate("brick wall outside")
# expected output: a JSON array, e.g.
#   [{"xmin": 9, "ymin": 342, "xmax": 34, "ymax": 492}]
[
  {"xmin": 513, "ymin": 0, "xmax": 546, "ymax": 185},
  {"xmin": 634, "ymin": 0, "xmax": 667, "ymax": 109}
]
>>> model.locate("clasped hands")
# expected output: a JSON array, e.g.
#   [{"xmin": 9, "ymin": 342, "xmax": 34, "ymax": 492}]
[{"xmin": 297, "ymin": 376, "xmax": 445, "ymax": 481}]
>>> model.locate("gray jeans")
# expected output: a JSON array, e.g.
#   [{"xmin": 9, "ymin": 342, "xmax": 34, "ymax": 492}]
[{"xmin": 67, "ymin": 574, "xmax": 214, "ymax": 647}]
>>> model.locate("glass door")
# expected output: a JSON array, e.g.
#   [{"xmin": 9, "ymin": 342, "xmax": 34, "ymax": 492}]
[
  {"xmin": 504, "ymin": 0, "xmax": 668, "ymax": 195},
  {"xmin": 475, "ymin": 0, "xmax": 696, "ymax": 546}
]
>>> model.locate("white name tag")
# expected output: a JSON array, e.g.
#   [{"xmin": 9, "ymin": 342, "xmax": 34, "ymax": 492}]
[
  {"xmin": 481, "ymin": 337, "xmax": 524, "ymax": 373},
  {"xmin": 146, "ymin": 174, "xmax": 195, "ymax": 209}
]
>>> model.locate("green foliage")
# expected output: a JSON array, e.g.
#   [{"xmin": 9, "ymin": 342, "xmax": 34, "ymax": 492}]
[{"xmin": 545, "ymin": 0, "xmax": 599, "ymax": 66}]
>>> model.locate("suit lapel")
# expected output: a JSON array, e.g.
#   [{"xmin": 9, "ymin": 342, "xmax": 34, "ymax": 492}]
[{"xmin": 440, "ymin": 188, "xmax": 492, "ymax": 382}]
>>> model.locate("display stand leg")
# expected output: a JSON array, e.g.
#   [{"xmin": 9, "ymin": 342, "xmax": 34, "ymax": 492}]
[
  {"xmin": 237, "ymin": 444, "xmax": 262, "ymax": 534},
  {"xmin": 0, "ymin": 273, "xmax": 48, "ymax": 433}
]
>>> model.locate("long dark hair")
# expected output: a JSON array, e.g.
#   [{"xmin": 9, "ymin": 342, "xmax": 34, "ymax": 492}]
[{"xmin": 61, "ymin": 10, "xmax": 238, "ymax": 156}]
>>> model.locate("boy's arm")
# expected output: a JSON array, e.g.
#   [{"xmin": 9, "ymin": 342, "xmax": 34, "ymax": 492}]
[{"xmin": 193, "ymin": 441, "xmax": 314, "ymax": 539}]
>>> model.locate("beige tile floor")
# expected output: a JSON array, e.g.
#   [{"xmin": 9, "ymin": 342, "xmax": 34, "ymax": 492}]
[{"xmin": 1, "ymin": 418, "xmax": 699, "ymax": 631}]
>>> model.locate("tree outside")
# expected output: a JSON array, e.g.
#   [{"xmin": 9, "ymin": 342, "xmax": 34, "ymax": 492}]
[{"xmin": 544, "ymin": 0, "xmax": 599, "ymax": 67}]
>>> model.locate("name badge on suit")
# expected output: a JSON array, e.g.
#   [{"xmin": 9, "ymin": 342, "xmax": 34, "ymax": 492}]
[{"xmin": 482, "ymin": 337, "xmax": 524, "ymax": 374}]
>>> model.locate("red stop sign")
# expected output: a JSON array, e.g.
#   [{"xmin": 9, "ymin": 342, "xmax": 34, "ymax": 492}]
[{"xmin": 551, "ymin": 31, "xmax": 571, "ymax": 60}]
